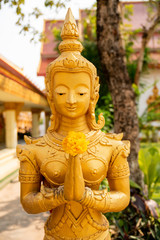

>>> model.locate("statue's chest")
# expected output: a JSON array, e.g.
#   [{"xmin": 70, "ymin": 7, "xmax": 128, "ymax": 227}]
[{"xmin": 37, "ymin": 145, "xmax": 112, "ymax": 188}]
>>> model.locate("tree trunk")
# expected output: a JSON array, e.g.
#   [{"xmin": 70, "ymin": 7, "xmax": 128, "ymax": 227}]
[{"xmin": 97, "ymin": 0, "xmax": 143, "ymax": 187}]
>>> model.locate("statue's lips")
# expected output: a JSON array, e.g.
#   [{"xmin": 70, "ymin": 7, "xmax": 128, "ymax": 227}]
[{"xmin": 66, "ymin": 106, "xmax": 77, "ymax": 111}]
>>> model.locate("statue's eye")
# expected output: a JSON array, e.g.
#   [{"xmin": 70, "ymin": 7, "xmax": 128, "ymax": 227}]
[
  {"xmin": 79, "ymin": 93, "xmax": 86, "ymax": 96},
  {"xmin": 58, "ymin": 93, "xmax": 65, "ymax": 95}
]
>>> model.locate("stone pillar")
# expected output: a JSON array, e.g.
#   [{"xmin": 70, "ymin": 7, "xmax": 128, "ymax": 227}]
[
  {"xmin": 4, "ymin": 103, "xmax": 23, "ymax": 148},
  {"xmin": 5, "ymin": 110, "xmax": 17, "ymax": 148},
  {"xmin": 45, "ymin": 112, "xmax": 51, "ymax": 133},
  {"xmin": 32, "ymin": 109, "xmax": 41, "ymax": 138}
]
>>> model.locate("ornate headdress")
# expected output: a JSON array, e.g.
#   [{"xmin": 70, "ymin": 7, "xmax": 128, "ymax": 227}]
[{"xmin": 45, "ymin": 8, "xmax": 105, "ymax": 131}]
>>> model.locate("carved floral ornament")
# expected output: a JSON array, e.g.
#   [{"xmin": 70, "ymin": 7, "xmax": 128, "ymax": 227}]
[
  {"xmin": 60, "ymin": 8, "xmax": 79, "ymax": 40},
  {"xmin": 61, "ymin": 21, "xmax": 79, "ymax": 38}
]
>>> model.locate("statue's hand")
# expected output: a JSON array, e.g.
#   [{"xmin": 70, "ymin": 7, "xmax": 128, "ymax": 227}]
[
  {"xmin": 74, "ymin": 155, "xmax": 85, "ymax": 201},
  {"xmin": 64, "ymin": 154, "xmax": 85, "ymax": 201},
  {"xmin": 79, "ymin": 187, "xmax": 94, "ymax": 204},
  {"xmin": 41, "ymin": 185, "xmax": 67, "ymax": 207}
]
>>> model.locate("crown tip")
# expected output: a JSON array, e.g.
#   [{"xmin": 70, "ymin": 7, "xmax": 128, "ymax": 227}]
[
  {"xmin": 66, "ymin": 8, "xmax": 73, "ymax": 19},
  {"xmin": 67, "ymin": 7, "xmax": 72, "ymax": 12},
  {"xmin": 61, "ymin": 7, "xmax": 79, "ymax": 40}
]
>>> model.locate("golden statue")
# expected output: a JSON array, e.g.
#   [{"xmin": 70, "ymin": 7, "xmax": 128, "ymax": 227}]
[{"xmin": 17, "ymin": 8, "xmax": 130, "ymax": 240}]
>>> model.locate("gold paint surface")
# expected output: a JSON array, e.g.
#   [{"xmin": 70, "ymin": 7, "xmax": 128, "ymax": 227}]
[{"xmin": 17, "ymin": 8, "xmax": 130, "ymax": 240}]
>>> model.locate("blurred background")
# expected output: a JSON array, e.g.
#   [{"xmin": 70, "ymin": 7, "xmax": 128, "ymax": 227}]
[{"xmin": 0, "ymin": 0, "xmax": 160, "ymax": 239}]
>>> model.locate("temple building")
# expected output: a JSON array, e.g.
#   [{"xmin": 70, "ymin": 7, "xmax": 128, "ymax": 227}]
[
  {"xmin": 0, "ymin": 55, "xmax": 51, "ymax": 187},
  {"xmin": 0, "ymin": 54, "xmax": 51, "ymax": 149}
]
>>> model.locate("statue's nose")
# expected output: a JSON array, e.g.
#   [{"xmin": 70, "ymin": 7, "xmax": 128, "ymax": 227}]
[{"xmin": 66, "ymin": 91, "xmax": 76, "ymax": 104}]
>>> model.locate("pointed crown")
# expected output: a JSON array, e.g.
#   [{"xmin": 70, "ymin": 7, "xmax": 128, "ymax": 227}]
[{"xmin": 58, "ymin": 8, "xmax": 83, "ymax": 53}]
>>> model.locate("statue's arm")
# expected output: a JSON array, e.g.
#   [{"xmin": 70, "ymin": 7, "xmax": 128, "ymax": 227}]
[
  {"xmin": 80, "ymin": 140, "xmax": 130, "ymax": 213},
  {"xmin": 20, "ymin": 182, "xmax": 66, "ymax": 214},
  {"xmin": 80, "ymin": 177, "xmax": 130, "ymax": 213},
  {"xmin": 17, "ymin": 145, "xmax": 66, "ymax": 214}
]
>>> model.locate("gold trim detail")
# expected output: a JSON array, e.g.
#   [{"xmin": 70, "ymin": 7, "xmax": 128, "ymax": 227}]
[
  {"xmin": 107, "ymin": 162, "xmax": 130, "ymax": 179},
  {"xmin": 19, "ymin": 173, "xmax": 41, "ymax": 183}
]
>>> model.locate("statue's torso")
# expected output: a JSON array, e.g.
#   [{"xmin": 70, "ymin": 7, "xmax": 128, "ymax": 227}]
[
  {"xmin": 33, "ymin": 130, "xmax": 113, "ymax": 239},
  {"xmin": 20, "ymin": 130, "xmax": 128, "ymax": 239},
  {"xmin": 37, "ymin": 131, "xmax": 112, "ymax": 189}
]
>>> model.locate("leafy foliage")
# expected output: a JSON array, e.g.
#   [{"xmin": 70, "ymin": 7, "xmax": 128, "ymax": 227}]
[
  {"xmin": 0, "ymin": 0, "xmax": 70, "ymax": 42},
  {"xmin": 100, "ymin": 177, "xmax": 160, "ymax": 239},
  {"xmin": 138, "ymin": 146, "xmax": 160, "ymax": 199},
  {"xmin": 95, "ymin": 94, "xmax": 114, "ymax": 132},
  {"xmin": 106, "ymin": 193, "xmax": 160, "ymax": 239},
  {"xmin": 146, "ymin": 97, "xmax": 160, "ymax": 122},
  {"xmin": 138, "ymin": 91, "xmax": 160, "ymax": 142},
  {"xmin": 52, "ymin": 27, "xmax": 61, "ymax": 53},
  {"xmin": 123, "ymin": 4, "xmax": 133, "ymax": 21},
  {"xmin": 120, "ymin": 3, "xmax": 156, "ymax": 85},
  {"xmin": 82, "ymin": 40, "xmax": 112, "ymax": 108},
  {"xmin": 126, "ymin": 47, "xmax": 152, "ymax": 83}
]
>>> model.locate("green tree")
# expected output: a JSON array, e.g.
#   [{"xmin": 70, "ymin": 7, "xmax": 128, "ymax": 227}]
[
  {"xmin": 96, "ymin": 0, "xmax": 160, "ymax": 187},
  {"xmin": 97, "ymin": 0, "xmax": 142, "ymax": 186}
]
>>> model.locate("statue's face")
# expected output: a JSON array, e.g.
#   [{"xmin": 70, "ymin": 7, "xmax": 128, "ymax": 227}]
[{"xmin": 53, "ymin": 72, "xmax": 90, "ymax": 119}]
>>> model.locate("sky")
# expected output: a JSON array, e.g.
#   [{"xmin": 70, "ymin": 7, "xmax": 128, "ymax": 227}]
[{"xmin": 0, "ymin": 0, "xmax": 95, "ymax": 90}]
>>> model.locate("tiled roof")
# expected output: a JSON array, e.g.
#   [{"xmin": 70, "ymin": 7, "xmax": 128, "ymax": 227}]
[{"xmin": 0, "ymin": 54, "xmax": 46, "ymax": 96}]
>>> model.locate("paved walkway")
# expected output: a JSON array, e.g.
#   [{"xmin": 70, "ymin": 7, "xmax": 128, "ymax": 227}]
[{"xmin": 0, "ymin": 177, "xmax": 49, "ymax": 240}]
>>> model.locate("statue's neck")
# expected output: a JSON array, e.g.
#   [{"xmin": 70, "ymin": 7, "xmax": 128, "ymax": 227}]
[{"xmin": 57, "ymin": 115, "xmax": 90, "ymax": 136}]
